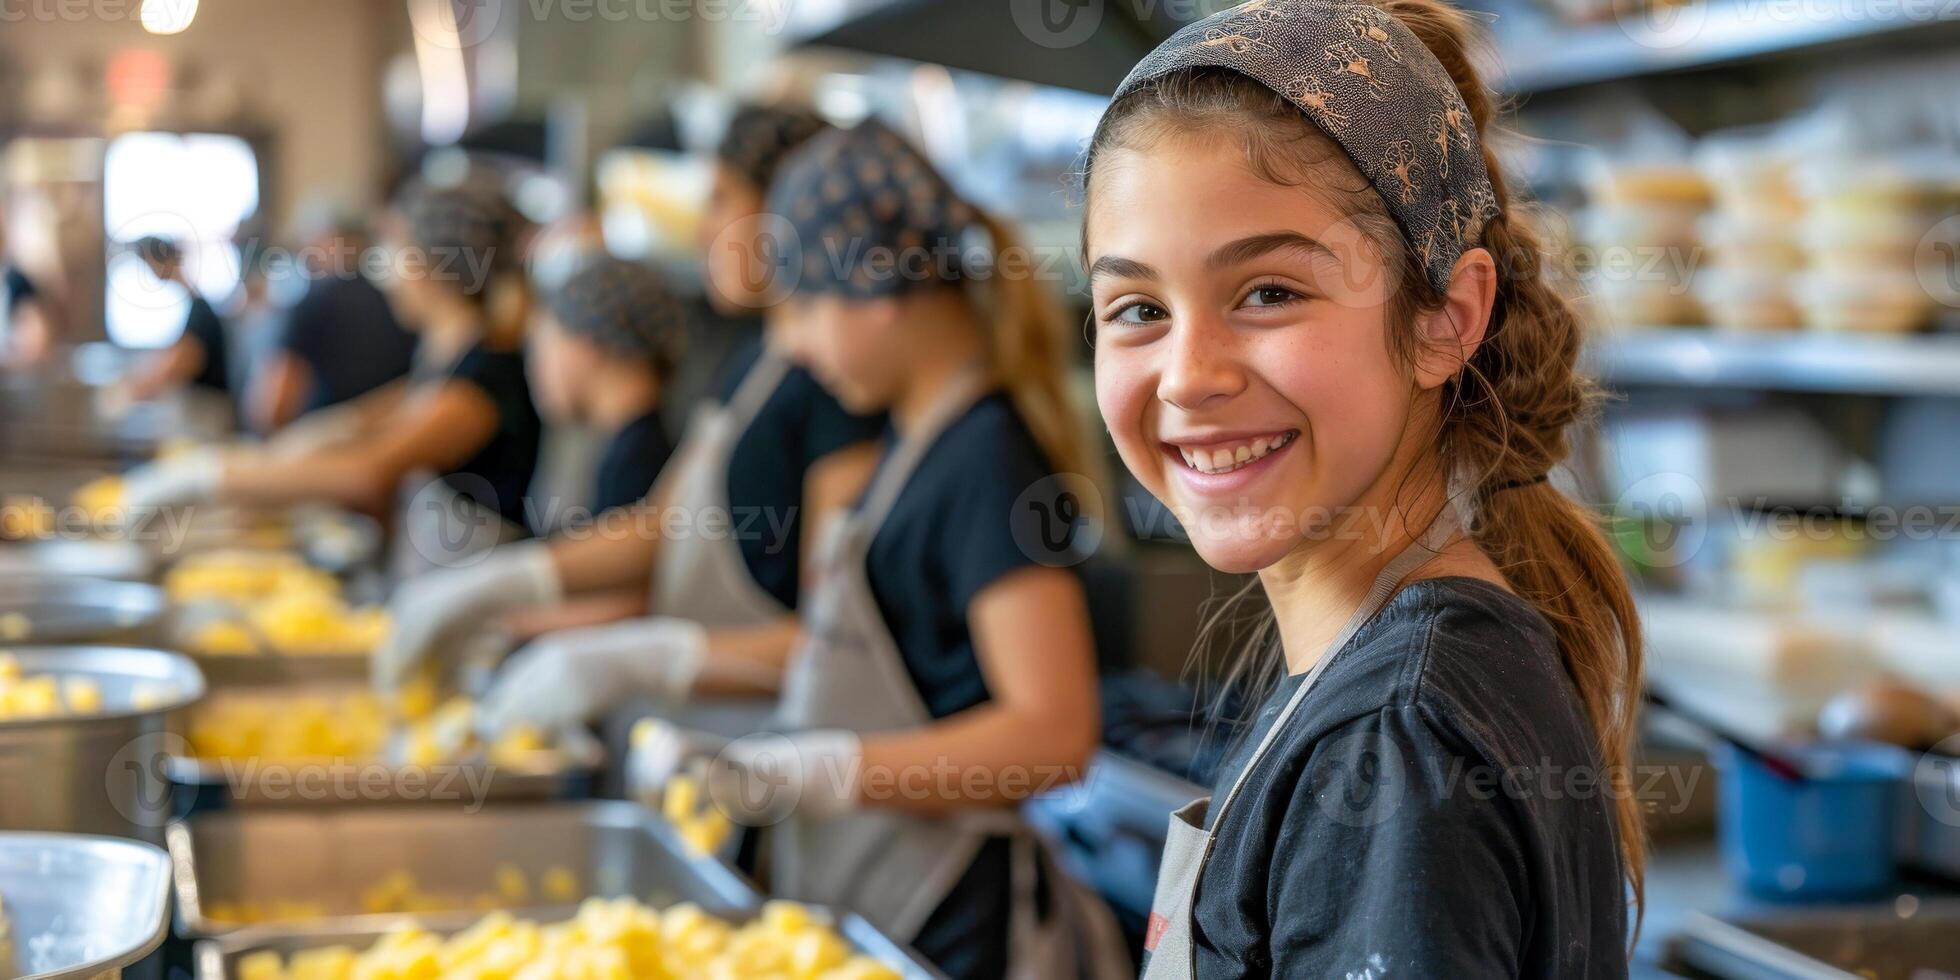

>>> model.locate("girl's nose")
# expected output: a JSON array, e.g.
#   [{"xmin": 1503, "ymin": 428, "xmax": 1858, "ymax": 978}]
[{"xmin": 1156, "ymin": 315, "xmax": 1246, "ymax": 412}]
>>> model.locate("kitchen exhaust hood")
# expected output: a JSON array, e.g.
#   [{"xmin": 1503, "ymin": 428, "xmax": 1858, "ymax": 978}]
[{"xmin": 788, "ymin": 0, "xmax": 1196, "ymax": 95}]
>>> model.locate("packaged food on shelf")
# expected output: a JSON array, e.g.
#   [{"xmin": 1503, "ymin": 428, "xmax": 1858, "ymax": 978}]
[
  {"xmin": 1690, "ymin": 266, "xmax": 1802, "ymax": 331},
  {"xmin": 1792, "ymin": 268, "xmax": 1933, "ymax": 333}
]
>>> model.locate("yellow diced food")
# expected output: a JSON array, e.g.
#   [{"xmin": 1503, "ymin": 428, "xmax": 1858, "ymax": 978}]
[
  {"xmin": 494, "ymin": 864, "xmax": 528, "ymax": 903},
  {"xmin": 540, "ymin": 864, "xmax": 579, "ymax": 903},
  {"xmin": 63, "ymin": 677, "xmax": 103, "ymax": 713},
  {"xmin": 238, "ymin": 949, "xmax": 288, "ymax": 980},
  {"xmin": 72, "ymin": 476, "xmax": 123, "ymax": 523},
  {"xmin": 0, "ymin": 495, "xmax": 54, "ymax": 538},
  {"xmin": 0, "ymin": 612, "xmax": 30, "ymax": 641},
  {"xmin": 188, "ymin": 619, "xmax": 260, "ymax": 656}
]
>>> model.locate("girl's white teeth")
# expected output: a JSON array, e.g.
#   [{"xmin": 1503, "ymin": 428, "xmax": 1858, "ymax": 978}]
[{"xmin": 1178, "ymin": 432, "xmax": 1292, "ymax": 475}]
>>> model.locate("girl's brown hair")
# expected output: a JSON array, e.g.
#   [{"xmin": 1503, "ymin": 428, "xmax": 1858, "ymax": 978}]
[{"xmin": 1082, "ymin": 0, "xmax": 1646, "ymax": 929}]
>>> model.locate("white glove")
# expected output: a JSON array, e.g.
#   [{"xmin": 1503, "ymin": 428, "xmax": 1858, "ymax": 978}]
[
  {"xmin": 627, "ymin": 719, "xmax": 730, "ymax": 808},
  {"xmin": 371, "ymin": 541, "xmax": 561, "ymax": 692},
  {"xmin": 119, "ymin": 449, "xmax": 223, "ymax": 512},
  {"xmin": 475, "ymin": 617, "xmax": 707, "ymax": 734},
  {"xmin": 707, "ymin": 729, "xmax": 863, "ymax": 825}
]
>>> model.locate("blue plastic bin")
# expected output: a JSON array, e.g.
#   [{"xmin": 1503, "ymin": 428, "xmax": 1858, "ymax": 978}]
[{"xmin": 1717, "ymin": 741, "xmax": 1911, "ymax": 900}]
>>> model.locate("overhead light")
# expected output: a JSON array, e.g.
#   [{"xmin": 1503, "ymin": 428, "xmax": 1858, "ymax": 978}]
[{"xmin": 139, "ymin": 0, "xmax": 198, "ymax": 35}]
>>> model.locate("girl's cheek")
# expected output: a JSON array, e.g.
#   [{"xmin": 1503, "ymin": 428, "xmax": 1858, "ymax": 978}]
[{"xmin": 1093, "ymin": 347, "xmax": 1162, "ymax": 483}]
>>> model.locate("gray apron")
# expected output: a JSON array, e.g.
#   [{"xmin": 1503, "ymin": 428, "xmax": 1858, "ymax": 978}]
[
  {"xmin": 647, "ymin": 347, "xmax": 793, "ymax": 627},
  {"xmin": 773, "ymin": 369, "xmax": 1130, "ymax": 979},
  {"xmin": 1139, "ymin": 507, "xmax": 1461, "ymax": 978}
]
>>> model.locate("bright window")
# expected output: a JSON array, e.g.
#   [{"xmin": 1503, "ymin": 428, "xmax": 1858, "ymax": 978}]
[{"xmin": 102, "ymin": 132, "xmax": 259, "ymax": 348}]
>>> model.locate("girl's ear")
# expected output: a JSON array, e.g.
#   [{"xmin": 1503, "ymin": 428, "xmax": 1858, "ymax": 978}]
[{"xmin": 1411, "ymin": 246, "xmax": 1497, "ymax": 391}]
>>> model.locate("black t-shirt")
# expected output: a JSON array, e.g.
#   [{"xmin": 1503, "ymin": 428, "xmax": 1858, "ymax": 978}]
[
  {"xmin": 592, "ymin": 408, "xmax": 674, "ymax": 514},
  {"xmin": 4, "ymin": 267, "xmax": 36, "ymax": 310},
  {"xmin": 278, "ymin": 274, "xmax": 417, "ymax": 412},
  {"xmin": 1181, "ymin": 577, "xmax": 1629, "ymax": 979},
  {"xmin": 414, "ymin": 342, "xmax": 542, "ymax": 529},
  {"xmin": 715, "ymin": 338, "xmax": 883, "ymax": 610},
  {"xmin": 860, "ymin": 391, "xmax": 1084, "ymax": 980},
  {"xmin": 183, "ymin": 295, "xmax": 229, "ymax": 394}
]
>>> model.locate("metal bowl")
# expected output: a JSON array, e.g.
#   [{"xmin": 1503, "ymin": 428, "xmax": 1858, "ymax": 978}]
[
  {"xmin": 0, "ymin": 832, "xmax": 172, "ymax": 980},
  {"xmin": 0, "ymin": 647, "xmax": 206, "ymax": 838},
  {"xmin": 0, "ymin": 576, "xmax": 166, "ymax": 645}
]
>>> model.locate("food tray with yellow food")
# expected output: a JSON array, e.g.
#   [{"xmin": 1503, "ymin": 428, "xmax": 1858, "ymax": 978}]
[
  {"xmin": 0, "ymin": 574, "xmax": 165, "ymax": 645},
  {"xmin": 191, "ymin": 896, "xmax": 942, "ymax": 980},
  {"xmin": 166, "ymin": 686, "xmax": 601, "ymax": 810},
  {"xmin": 167, "ymin": 802, "xmax": 759, "ymax": 939},
  {"xmin": 169, "ymin": 595, "xmax": 390, "ymax": 688}
]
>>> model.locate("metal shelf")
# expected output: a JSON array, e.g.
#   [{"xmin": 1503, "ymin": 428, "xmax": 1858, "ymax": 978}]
[
  {"xmin": 1590, "ymin": 330, "xmax": 1960, "ymax": 396},
  {"xmin": 1495, "ymin": 1, "xmax": 1960, "ymax": 95}
]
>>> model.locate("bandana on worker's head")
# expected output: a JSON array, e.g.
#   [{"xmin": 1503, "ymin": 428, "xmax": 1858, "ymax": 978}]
[
  {"xmin": 545, "ymin": 257, "xmax": 686, "ymax": 373},
  {"xmin": 1112, "ymin": 0, "xmax": 1500, "ymax": 292},
  {"xmin": 766, "ymin": 118, "xmax": 983, "ymax": 300},
  {"xmin": 716, "ymin": 104, "xmax": 832, "ymax": 195}
]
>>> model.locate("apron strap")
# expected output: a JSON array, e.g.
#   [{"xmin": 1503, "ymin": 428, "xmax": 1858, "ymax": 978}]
[
  {"xmin": 722, "ymin": 346, "xmax": 794, "ymax": 428},
  {"xmin": 852, "ymin": 365, "xmax": 991, "ymax": 532},
  {"xmin": 1208, "ymin": 504, "xmax": 1462, "ymax": 827}
]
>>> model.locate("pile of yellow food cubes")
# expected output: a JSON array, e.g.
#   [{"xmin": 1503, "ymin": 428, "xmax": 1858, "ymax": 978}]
[
  {"xmin": 0, "ymin": 653, "xmax": 104, "ymax": 720},
  {"xmin": 235, "ymin": 899, "xmax": 901, "ymax": 980},
  {"xmin": 207, "ymin": 866, "xmax": 582, "ymax": 925},
  {"xmin": 71, "ymin": 475, "xmax": 124, "ymax": 525},
  {"xmin": 169, "ymin": 550, "xmax": 389, "ymax": 658},
  {"xmin": 187, "ymin": 689, "xmax": 393, "ymax": 763}
]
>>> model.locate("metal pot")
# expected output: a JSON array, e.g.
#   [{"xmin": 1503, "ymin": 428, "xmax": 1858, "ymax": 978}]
[
  {"xmin": 0, "ymin": 577, "xmax": 166, "ymax": 646},
  {"xmin": 0, "ymin": 647, "xmax": 205, "ymax": 839},
  {"xmin": 0, "ymin": 831, "xmax": 171, "ymax": 980}
]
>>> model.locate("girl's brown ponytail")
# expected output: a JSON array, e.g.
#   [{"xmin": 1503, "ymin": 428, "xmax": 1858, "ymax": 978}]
[{"xmin": 971, "ymin": 209, "xmax": 1098, "ymax": 490}]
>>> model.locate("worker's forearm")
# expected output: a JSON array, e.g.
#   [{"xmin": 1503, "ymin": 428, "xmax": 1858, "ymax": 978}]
[
  {"xmin": 852, "ymin": 703, "xmax": 1100, "ymax": 814},
  {"xmin": 550, "ymin": 505, "xmax": 663, "ymax": 594},
  {"xmin": 500, "ymin": 589, "xmax": 649, "ymax": 642},
  {"xmin": 690, "ymin": 618, "xmax": 801, "ymax": 698},
  {"xmin": 219, "ymin": 450, "xmax": 391, "ymax": 511}
]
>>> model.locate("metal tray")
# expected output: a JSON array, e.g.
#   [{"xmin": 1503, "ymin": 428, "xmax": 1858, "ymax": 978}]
[
  {"xmin": 191, "ymin": 905, "xmax": 943, "ymax": 980},
  {"xmin": 166, "ymin": 603, "xmax": 373, "ymax": 689},
  {"xmin": 0, "ymin": 832, "xmax": 172, "ymax": 980},
  {"xmin": 1668, "ymin": 906, "xmax": 1960, "ymax": 980},
  {"xmin": 0, "ymin": 540, "xmax": 153, "ymax": 582},
  {"xmin": 0, "ymin": 575, "xmax": 166, "ymax": 645},
  {"xmin": 166, "ymin": 802, "xmax": 759, "ymax": 939}
]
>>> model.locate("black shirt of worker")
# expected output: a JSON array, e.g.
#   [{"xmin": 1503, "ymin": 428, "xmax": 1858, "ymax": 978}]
[
  {"xmin": 411, "ymin": 342, "xmax": 542, "ymax": 530},
  {"xmin": 279, "ymin": 273, "xmax": 418, "ymax": 412},
  {"xmin": 1177, "ymin": 577, "xmax": 1629, "ymax": 978},
  {"xmin": 183, "ymin": 294, "xmax": 230, "ymax": 394},
  {"xmin": 713, "ymin": 337, "xmax": 884, "ymax": 611},
  {"xmin": 859, "ymin": 390, "xmax": 1089, "ymax": 980},
  {"xmin": 590, "ymin": 408, "xmax": 674, "ymax": 514}
]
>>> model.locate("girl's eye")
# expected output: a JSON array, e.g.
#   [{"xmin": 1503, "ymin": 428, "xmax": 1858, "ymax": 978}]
[
  {"xmin": 1242, "ymin": 285, "xmax": 1300, "ymax": 308},
  {"xmin": 1107, "ymin": 301, "xmax": 1170, "ymax": 325}
]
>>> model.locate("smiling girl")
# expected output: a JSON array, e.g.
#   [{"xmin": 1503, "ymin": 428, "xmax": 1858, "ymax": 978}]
[{"xmin": 1083, "ymin": 0, "xmax": 1641, "ymax": 976}]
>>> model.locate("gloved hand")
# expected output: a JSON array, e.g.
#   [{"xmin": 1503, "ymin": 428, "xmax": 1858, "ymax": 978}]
[
  {"xmin": 370, "ymin": 541, "xmax": 561, "ymax": 692},
  {"xmin": 118, "ymin": 448, "xmax": 225, "ymax": 512},
  {"xmin": 475, "ymin": 617, "xmax": 707, "ymax": 734},
  {"xmin": 627, "ymin": 719, "xmax": 730, "ymax": 809},
  {"xmin": 707, "ymin": 729, "xmax": 863, "ymax": 825}
]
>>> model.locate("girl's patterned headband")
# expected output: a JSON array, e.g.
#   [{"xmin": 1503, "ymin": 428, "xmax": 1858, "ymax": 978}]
[{"xmin": 1112, "ymin": 0, "xmax": 1500, "ymax": 292}]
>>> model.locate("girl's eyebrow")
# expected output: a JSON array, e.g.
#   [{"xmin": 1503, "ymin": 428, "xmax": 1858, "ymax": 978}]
[
  {"xmin": 1088, "ymin": 255, "xmax": 1157, "ymax": 282},
  {"xmin": 1207, "ymin": 232, "xmax": 1334, "ymax": 270}
]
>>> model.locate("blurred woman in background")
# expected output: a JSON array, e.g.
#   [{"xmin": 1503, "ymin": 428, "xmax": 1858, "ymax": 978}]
[
  {"xmin": 119, "ymin": 182, "xmax": 543, "ymax": 577},
  {"xmin": 630, "ymin": 119, "xmax": 1123, "ymax": 980},
  {"xmin": 115, "ymin": 236, "xmax": 233, "ymax": 408},
  {"xmin": 374, "ymin": 104, "xmax": 882, "ymax": 723}
]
